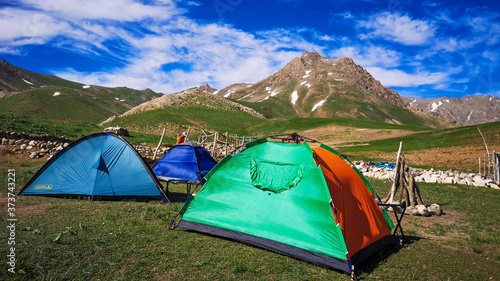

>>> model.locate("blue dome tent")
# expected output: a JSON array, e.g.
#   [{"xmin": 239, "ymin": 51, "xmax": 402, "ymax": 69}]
[
  {"xmin": 18, "ymin": 133, "xmax": 169, "ymax": 202},
  {"xmin": 152, "ymin": 141, "xmax": 217, "ymax": 199}
]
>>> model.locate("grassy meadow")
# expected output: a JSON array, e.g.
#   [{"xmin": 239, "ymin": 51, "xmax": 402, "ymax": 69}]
[
  {"xmin": 342, "ymin": 121, "xmax": 500, "ymax": 153},
  {"xmin": 1, "ymin": 168, "xmax": 498, "ymax": 280}
]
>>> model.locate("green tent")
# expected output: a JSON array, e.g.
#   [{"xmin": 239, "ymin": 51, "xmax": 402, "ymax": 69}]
[{"xmin": 177, "ymin": 138, "xmax": 396, "ymax": 274}]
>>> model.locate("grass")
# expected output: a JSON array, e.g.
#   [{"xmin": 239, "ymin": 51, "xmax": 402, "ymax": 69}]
[
  {"xmin": 343, "ymin": 121, "xmax": 500, "ymax": 153},
  {"xmin": 108, "ymin": 105, "xmax": 264, "ymax": 136},
  {"xmin": 0, "ymin": 83, "xmax": 159, "ymax": 124},
  {"xmin": 0, "ymin": 114, "xmax": 101, "ymax": 139},
  {"xmin": 1, "ymin": 167, "xmax": 498, "ymax": 280}
]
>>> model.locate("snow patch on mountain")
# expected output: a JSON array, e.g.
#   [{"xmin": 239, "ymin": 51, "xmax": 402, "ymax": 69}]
[{"xmin": 291, "ymin": 91, "xmax": 298, "ymax": 105}]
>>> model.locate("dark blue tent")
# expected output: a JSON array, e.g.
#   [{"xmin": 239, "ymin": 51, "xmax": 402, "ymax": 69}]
[
  {"xmin": 152, "ymin": 142, "xmax": 217, "ymax": 182},
  {"xmin": 18, "ymin": 133, "xmax": 169, "ymax": 202}
]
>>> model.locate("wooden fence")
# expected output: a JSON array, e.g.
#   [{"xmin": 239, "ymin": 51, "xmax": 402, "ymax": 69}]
[
  {"xmin": 197, "ymin": 129, "xmax": 256, "ymax": 160},
  {"xmin": 494, "ymin": 153, "xmax": 500, "ymax": 183},
  {"xmin": 479, "ymin": 151, "xmax": 499, "ymax": 183}
]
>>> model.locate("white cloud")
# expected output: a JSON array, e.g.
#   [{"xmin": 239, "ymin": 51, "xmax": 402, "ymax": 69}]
[
  {"xmin": 329, "ymin": 46, "xmax": 401, "ymax": 68},
  {"xmin": 359, "ymin": 12, "xmax": 436, "ymax": 45},
  {"xmin": 19, "ymin": 0, "xmax": 179, "ymax": 21},
  {"xmin": 366, "ymin": 67, "xmax": 453, "ymax": 87},
  {"xmin": 433, "ymin": 37, "xmax": 481, "ymax": 52},
  {"xmin": 0, "ymin": 8, "xmax": 70, "ymax": 42},
  {"xmin": 54, "ymin": 20, "xmax": 322, "ymax": 92}
]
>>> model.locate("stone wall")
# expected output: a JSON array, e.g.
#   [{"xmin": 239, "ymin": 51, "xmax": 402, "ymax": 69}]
[
  {"xmin": 0, "ymin": 131, "xmax": 167, "ymax": 160},
  {"xmin": 354, "ymin": 161, "xmax": 499, "ymax": 189}
]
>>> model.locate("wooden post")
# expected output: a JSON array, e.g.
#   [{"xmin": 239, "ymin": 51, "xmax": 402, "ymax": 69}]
[
  {"xmin": 484, "ymin": 153, "xmax": 487, "ymax": 178},
  {"xmin": 407, "ymin": 173, "xmax": 416, "ymax": 208},
  {"xmin": 398, "ymin": 156, "xmax": 406, "ymax": 204},
  {"xmin": 185, "ymin": 127, "xmax": 191, "ymax": 142},
  {"xmin": 152, "ymin": 127, "xmax": 166, "ymax": 160},
  {"xmin": 388, "ymin": 142, "xmax": 403, "ymax": 204},
  {"xmin": 479, "ymin": 157, "xmax": 481, "ymax": 175},
  {"xmin": 225, "ymin": 131, "xmax": 229, "ymax": 157},
  {"xmin": 213, "ymin": 132, "xmax": 219, "ymax": 158},
  {"xmin": 495, "ymin": 153, "xmax": 499, "ymax": 183}
]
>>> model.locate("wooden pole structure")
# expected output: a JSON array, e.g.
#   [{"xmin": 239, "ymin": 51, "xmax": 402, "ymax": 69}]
[
  {"xmin": 484, "ymin": 153, "xmax": 487, "ymax": 178},
  {"xmin": 152, "ymin": 127, "xmax": 166, "ymax": 160},
  {"xmin": 225, "ymin": 131, "xmax": 229, "ymax": 157},
  {"xmin": 494, "ymin": 153, "xmax": 500, "ymax": 183},
  {"xmin": 212, "ymin": 132, "xmax": 219, "ymax": 158},
  {"xmin": 478, "ymin": 127, "xmax": 490, "ymax": 155},
  {"xmin": 388, "ymin": 142, "xmax": 403, "ymax": 204}
]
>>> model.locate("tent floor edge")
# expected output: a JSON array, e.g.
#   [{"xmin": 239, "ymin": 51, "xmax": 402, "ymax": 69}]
[
  {"xmin": 16, "ymin": 193, "xmax": 165, "ymax": 202},
  {"xmin": 178, "ymin": 220, "xmax": 351, "ymax": 274},
  {"xmin": 349, "ymin": 235, "xmax": 400, "ymax": 267}
]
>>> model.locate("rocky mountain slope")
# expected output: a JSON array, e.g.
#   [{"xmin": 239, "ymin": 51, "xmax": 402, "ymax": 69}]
[
  {"xmin": 118, "ymin": 86, "xmax": 266, "ymax": 119},
  {"xmin": 216, "ymin": 51, "xmax": 446, "ymax": 128},
  {"xmin": 403, "ymin": 95, "xmax": 500, "ymax": 126},
  {"xmin": 102, "ymin": 86, "xmax": 268, "ymax": 136}
]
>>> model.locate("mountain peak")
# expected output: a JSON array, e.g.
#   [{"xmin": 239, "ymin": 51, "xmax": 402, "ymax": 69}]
[
  {"xmin": 219, "ymin": 52, "xmax": 407, "ymax": 108},
  {"xmin": 301, "ymin": 51, "xmax": 322, "ymax": 59},
  {"xmin": 198, "ymin": 83, "xmax": 217, "ymax": 94},
  {"xmin": 214, "ymin": 52, "xmax": 423, "ymax": 123}
]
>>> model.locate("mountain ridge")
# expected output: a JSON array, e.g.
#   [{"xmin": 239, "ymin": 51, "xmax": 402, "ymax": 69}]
[
  {"xmin": 403, "ymin": 95, "xmax": 500, "ymax": 126},
  {"xmin": 0, "ymin": 60, "xmax": 162, "ymax": 123},
  {"xmin": 214, "ymin": 51, "xmax": 446, "ymax": 128}
]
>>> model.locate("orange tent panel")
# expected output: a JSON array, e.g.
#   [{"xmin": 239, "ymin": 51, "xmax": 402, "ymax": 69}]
[{"xmin": 312, "ymin": 147, "xmax": 391, "ymax": 256}]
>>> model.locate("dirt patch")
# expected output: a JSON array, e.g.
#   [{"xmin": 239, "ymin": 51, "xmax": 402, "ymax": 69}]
[
  {"xmin": 0, "ymin": 147, "xmax": 48, "ymax": 170},
  {"xmin": 400, "ymin": 209, "xmax": 464, "ymax": 242},
  {"xmin": 351, "ymin": 145, "xmax": 500, "ymax": 172},
  {"xmin": 302, "ymin": 125, "xmax": 419, "ymax": 146},
  {"xmin": 0, "ymin": 193, "xmax": 53, "ymax": 218},
  {"xmin": 300, "ymin": 126, "xmax": 498, "ymax": 172}
]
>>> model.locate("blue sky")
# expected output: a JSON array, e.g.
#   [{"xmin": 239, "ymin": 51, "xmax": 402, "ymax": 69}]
[{"xmin": 1, "ymin": 0, "xmax": 499, "ymax": 98}]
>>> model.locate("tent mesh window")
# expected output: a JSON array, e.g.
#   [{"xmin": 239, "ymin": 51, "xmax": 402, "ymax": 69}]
[{"xmin": 250, "ymin": 158, "xmax": 305, "ymax": 193}]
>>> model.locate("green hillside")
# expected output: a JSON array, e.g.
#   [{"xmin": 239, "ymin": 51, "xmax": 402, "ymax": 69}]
[
  {"xmin": 0, "ymin": 85, "xmax": 159, "ymax": 124},
  {"xmin": 107, "ymin": 105, "xmax": 263, "ymax": 136},
  {"xmin": 234, "ymin": 82, "xmax": 446, "ymax": 128},
  {"xmin": 0, "ymin": 113, "xmax": 100, "ymax": 139},
  {"xmin": 0, "ymin": 60, "xmax": 161, "ymax": 123},
  {"xmin": 342, "ymin": 121, "xmax": 500, "ymax": 153},
  {"xmin": 219, "ymin": 52, "xmax": 451, "ymax": 129}
]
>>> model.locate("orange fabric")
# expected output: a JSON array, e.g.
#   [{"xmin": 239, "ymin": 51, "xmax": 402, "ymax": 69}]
[
  {"xmin": 312, "ymin": 147, "xmax": 391, "ymax": 256},
  {"xmin": 176, "ymin": 135, "xmax": 186, "ymax": 144}
]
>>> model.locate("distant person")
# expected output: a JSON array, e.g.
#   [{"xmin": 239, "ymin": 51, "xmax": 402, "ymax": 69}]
[{"xmin": 177, "ymin": 132, "xmax": 187, "ymax": 144}]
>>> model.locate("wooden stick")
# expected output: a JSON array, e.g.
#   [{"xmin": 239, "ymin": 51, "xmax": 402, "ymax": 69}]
[
  {"xmin": 484, "ymin": 153, "xmax": 487, "ymax": 177},
  {"xmin": 152, "ymin": 127, "xmax": 166, "ymax": 160},
  {"xmin": 388, "ymin": 142, "xmax": 403, "ymax": 204},
  {"xmin": 213, "ymin": 132, "xmax": 218, "ymax": 157},
  {"xmin": 414, "ymin": 179, "xmax": 425, "ymax": 206},
  {"xmin": 225, "ymin": 131, "xmax": 229, "ymax": 157},
  {"xmin": 478, "ymin": 127, "xmax": 490, "ymax": 155},
  {"xmin": 408, "ymin": 173, "xmax": 416, "ymax": 208},
  {"xmin": 398, "ymin": 155, "xmax": 405, "ymax": 204}
]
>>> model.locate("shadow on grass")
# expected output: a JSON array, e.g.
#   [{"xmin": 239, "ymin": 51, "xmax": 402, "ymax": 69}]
[
  {"xmin": 166, "ymin": 191, "xmax": 192, "ymax": 203},
  {"xmin": 355, "ymin": 235, "xmax": 422, "ymax": 278},
  {"xmin": 17, "ymin": 194, "xmax": 166, "ymax": 203}
]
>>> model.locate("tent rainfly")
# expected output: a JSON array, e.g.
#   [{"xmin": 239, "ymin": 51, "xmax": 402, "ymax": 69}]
[
  {"xmin": 18, "ymin": 132, "xmax": 169, "ymax": 202},
  {"xmin": 176, "ymin": 138, "xmax": 397, "ymax": 275},
  {"xmin": 152, "ymin": 141, "xmax": 217, "ymax": 182}
]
